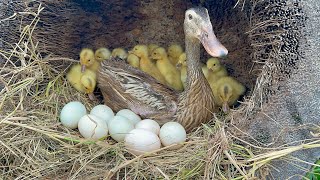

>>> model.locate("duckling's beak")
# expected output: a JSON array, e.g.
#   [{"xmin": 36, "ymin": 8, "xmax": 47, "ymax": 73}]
[
  {"xmin": 81, "ymin": 65, "xmax": 86, "ymax": 73},
  {"xmin": 88, "ymin": 93, "xmax": 96, "ymax": 101},
  {"xmin": 222, "ymin": 102, "xmax": 230, "ymax": 113},
  {"xmin": 200, "ymin": 28, "xmax": 228, "ymax": 58}
]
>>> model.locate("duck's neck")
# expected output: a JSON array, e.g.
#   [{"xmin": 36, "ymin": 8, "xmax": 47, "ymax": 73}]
[{"xmin": 185, "ymin": 36, "xmax": 206, "ymax": 89}]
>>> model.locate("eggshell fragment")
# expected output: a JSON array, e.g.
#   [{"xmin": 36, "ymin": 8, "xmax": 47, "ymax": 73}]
[
  {"xmin": 125, "ymin": 129, "xmax": 161, "ymax": 155},
  {"xmin": 78, "ymin": 114, "xmax": 108, "ymax": 140},
  {"xmin": 159, "ymin": 122, "xmax": 186, "ymax": 147},
  {"xmin": 135, "ymin": 119, "xmax": 160, "ymax": 135},
  {"xmin": 60, "ymin": 101, "xmax": 87, "ymax": 129},
  {"xmin": 108, "ymin": 116, "xmax": 135, "ymax": 142},
  {"xmin": 116, "ymin": 109, "xmax": 141, "ymax": 125},
  {"xmin": 90, "ymin": 104, "xmax": 114, "ymax": 124}
]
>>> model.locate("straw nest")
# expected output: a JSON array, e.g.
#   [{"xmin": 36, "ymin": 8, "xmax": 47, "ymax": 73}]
[{"xmin": 0, "ymin": 0, "xmax": 319, "ymax": 179}]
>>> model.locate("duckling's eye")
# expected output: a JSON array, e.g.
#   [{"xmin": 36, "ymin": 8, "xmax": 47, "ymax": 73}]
[
  {"xmin": 213, "ymin": 64, "xmax": 216, "ymax": 66},
  {"xmin": 204, "ymin": 33, "xmax": 208, "ymax": 38},
  {"xmin": 188, "ymin": 14, "xmax": 193, "ymax": 20},
  {"xmin": 134, "ymin": 48, "xmax": 138, "ymax": 50},
  {"xmin": 88, "ymin": 59, "xmax": 91, "ymax": 62}
]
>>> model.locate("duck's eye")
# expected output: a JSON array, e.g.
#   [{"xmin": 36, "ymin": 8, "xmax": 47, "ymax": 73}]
[{"xmin": 188, "ymin": 14, "xmax": 193, "ymax": 20}]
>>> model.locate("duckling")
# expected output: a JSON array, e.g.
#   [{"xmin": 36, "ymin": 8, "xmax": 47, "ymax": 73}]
[
  {"xmin": 127, "ymin": 53, "xmax": 140, "ymax": 69},
  {"xmin": 151, "ymin": 47, "xmax": 183, "ymax": 91},
  {"xmin": 206, "ymin": 57, "xmax": 227, "ymax": 82},
  {"xmin": 130, "ymin": 45, "xmax": 166, "ymax": 84},
  {"xmin": 168, "ymin": 44, "xmax": 184, "ymax": 65},
  {"xmin": 176, "ymin": 53, "xmax": 209, "ymax": 89},
  {"xmin": 211, "ymin": 76, "xmax": 245, "ymax": 113},
  {"xmin": 176, "ymin": 53, "xmax": 187, "ymax": 89},
  {"xmin": 111, "ymin": 48, "xmax": 128, "ymax": 60},
  {"xmin": 95, "ymin": 47, "xmax": 111, "ymax": 62},
  {"xmin": 80, "ymin": 48, "xmax": 99, "ymax": 73},
  {"xmin": 147, "ymin": 44, "xmax": 159, "ymax": 54},
  {"xmin": 67, "ymin": 64, "xmax": 97, "ymax": 100}
]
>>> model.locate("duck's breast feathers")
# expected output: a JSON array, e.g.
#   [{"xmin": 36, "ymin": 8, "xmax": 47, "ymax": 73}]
[{"xmin": 97, "ymin": 58, "xmax": 178, "ymax": 111}]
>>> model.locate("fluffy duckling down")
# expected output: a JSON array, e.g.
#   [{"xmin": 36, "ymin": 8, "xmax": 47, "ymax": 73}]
[
  {"xmin": 111, "ymin": 48, "xmax": 128, "ymax": 60},
  {"xmin": 80, "ymin": 48, "xmax": 100, "ymax": 73},
  {"xmin": 147, "ymin": 44, "xmax": 159, "ymax": 54},
  {"xmin": 67, "ymin": 64, "xmax": 97, "ymax": 100},
  {"xmin": 130, "ymin": 45, "xmax": 166, "ymax": 84},
  {"xmin": 176, "ymin": 53, "xmax": 187, "ymax": 89},
  {"xmin": 127, "ymin": 53, "xmax": 140, "ymax": 69},
  {"xmin": 95, "ymin": 48, "xmax": 111, "ymax": 62},
  {"xmin": 168, "ymin": 44, "xmax": 184, "ymax": 66},
  {"xmin": 151, "ymin": 47, "xmax": 183, "ymax": 91},
  {"xmin": 211, "ymin": 76, "xmax": 245, "ymax": 113},
  {"xmin": 206, "ymin": 57, "xmax": 228, "ymax": 81},
  {"xmin": 176, "ymin": 53, "xmax": 210, "ymax": 89}
]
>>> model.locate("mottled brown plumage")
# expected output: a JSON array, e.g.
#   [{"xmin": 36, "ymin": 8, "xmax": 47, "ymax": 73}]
[{"xmin": 97, "ymin": 7, "xmax": 228, "ymax": 132}]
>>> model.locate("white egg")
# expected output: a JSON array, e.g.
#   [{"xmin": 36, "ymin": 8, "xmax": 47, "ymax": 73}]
[
  {"xmin": 90, "ymin": 104, "xmax": 114, "ymax": 124},
  {"xmin": 78, "ymin": 114, "xmax": 108, "ymax": 140},
  {"xmin": 135, "ymin": 119, "xmax": 160, "ymax": 135},
  {"xmin": 159, "ymin": 122, "xmax": 186, "ymax": 147},
  {"xmin": 116, "ymin": 109, "xmax": 141, "ymax": 125},
  {"xmin": 125, "ymin": 129, "xmax": 161, "ymax": 155},
  {"xmin": 108, "ymin": 116, "xmax": 135, "ymax": 142},
  {"xmin": 60, "ymin": 101, "xmax": 87, "ymax": 129}
]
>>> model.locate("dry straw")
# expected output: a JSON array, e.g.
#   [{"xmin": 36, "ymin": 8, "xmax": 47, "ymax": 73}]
[{"xmin": 0, "ymin": 1, "xmax": 319, "ymax": 179}]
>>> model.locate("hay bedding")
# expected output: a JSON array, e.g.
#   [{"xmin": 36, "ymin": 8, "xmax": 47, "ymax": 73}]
[{"xmin": 0, "ymin": 0, "xmax": 319, "ymax": 179}]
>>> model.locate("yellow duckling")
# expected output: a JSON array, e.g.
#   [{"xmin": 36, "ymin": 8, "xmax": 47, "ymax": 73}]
[
  {"xmin": 206, "ymin": 57, "xmax": 228, "ymax": 82},
  {"xmin": 95, "ymin": 47, "xmax": 111, "ymax": 62},
  {"xmin": 176, "ymin": 53, "xmax": 187, "ymax": 89},
  {"xmin": 147, "ymin": 43, "xmax": 159, "ymax": 54},
  {"xmin": 151, "ymin": 47, "xmax": 183, "ymax": 91},
  {"xmin": 67, "ymin": 64, "xmax": 97, "ymax": 100},
  {"xmin": 111, "ymin": 48, "xmax": 128, "ymax": 60},
  {"xmin": 176, "ymin": 53, "xmax": 209, "ymax": 89},
  {"xmin": 211, "ymin": 76, "xmax": 245, "ymax": 113},
  {"xmin": 127, "ymin": 53, "xmax": 140, "ymax": 69},
  {"xmin": 168, "ymin": 44, "xmax": 184, "ymax": 65},
  {"xmin": 80, "ymin": 48, "xmax": 99, "ymax": 73},
  {"xmin": 130, "ymin": 45, "xmax": 166, "ymax": 84}
]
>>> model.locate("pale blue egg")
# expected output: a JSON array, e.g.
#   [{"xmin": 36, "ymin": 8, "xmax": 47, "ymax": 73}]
[{"xmin": 60, "ymin": 101, "xmax": 87, "ymax": 129}]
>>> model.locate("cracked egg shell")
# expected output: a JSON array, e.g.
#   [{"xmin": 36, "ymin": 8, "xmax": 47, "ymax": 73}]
[{"xmin": 78, "ymin": 114, "xmax": 108, "ymax": 140}]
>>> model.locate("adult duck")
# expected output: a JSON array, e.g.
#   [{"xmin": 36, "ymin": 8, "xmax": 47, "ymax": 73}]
[{"xmin": 97, "ymin": 7, "xmax": 228, "ymax": 132}]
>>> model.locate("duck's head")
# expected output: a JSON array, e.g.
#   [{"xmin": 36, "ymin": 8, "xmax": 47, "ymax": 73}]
[
  {"xmin": 147, "ymin": 44, "xmax": 159, "ymax": 54},
  {"xmin": 81, "ymin": 75, "xmax": 96, "ymax": 94},
  {"xmin": 218, "ymin": 84, "xmax": 233, "ymax": 113},
  {"xmin": 176, "ymin": 53, "xmax": 187, "ymax": 69},
  {"xmin": 130, "ymin": 45, "xmax": 148, "ymax": 58},
  {"xmin": 151, "ymin": 47, "xmax": 167, "ymax": 60},
  {"xmin": 184, "ymin": 7, "xmax": 228, "ymax": 57},
  {"xmin": 80, "ymin": 48, "xmax": 95, "ymax": 72},
  {"xmin": 127, "ymin": 53, "xmax": 140, "ymax": 68},
  {"xmin": 111, "ymin": 48, "xmax": 128, "ymax": 60},
  {"xmin": 95, "ymin": 48, "xmax": 111, "ymax": 62},
  {"xmin": 168, "ymin": 44, "xmax": 183, "ymax": 59},
  {"xmin": 207, "ymin": 57, "xmax": 222, "ymax": 73}
]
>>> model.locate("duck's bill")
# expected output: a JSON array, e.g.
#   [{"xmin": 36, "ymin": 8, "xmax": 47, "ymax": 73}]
[
  {"xmin": 222, "ymin": 102, "xmax": 230, "ymax": 113},
  {"xmin": 200, "ymin": 30, "xmax": 228, "ymax": 57},
  {"xmin": 88, "ymin": 93, "xmax": 96, "ymax": 101},
  {"xmin": 81, "ymin": 65, "xmax": 86, "ymax": 73}
]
